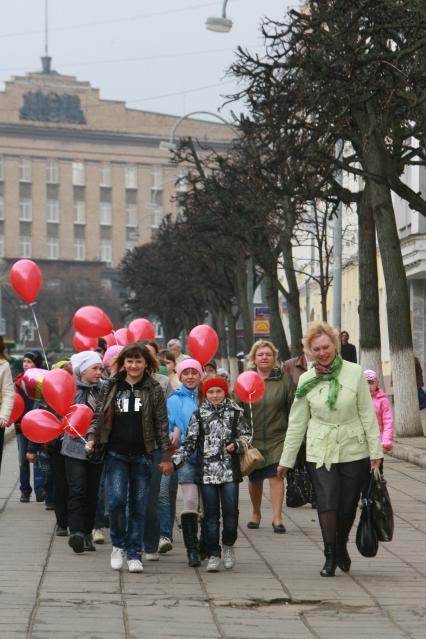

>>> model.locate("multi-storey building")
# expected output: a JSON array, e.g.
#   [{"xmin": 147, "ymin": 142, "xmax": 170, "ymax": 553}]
[{"xmin": 0, "ymin": 57, "xmax": 233, "ymax": 347}]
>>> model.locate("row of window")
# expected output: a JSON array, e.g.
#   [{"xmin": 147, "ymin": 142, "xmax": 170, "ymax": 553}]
[
  {"xmin": 0, "ymin": 235, "xmax": 116, "ymax": 264},
  {"xmin": 0, "ymin": 195, "xmax": 141, "ymax": 227},
  {"xmin": 0, "ymin": 157, "xmax": 167, "ymax": 190}
]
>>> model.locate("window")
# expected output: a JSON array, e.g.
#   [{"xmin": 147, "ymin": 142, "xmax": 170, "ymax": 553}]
[
  {"xmin": 100, "ymin": 201, "xmax": 112, "ymax": 226},
  {"xmin": 149, "ymin": 166, "xmax": 163, "ymax": 206},
  {"xmin": 46, "ymin": 159, "xmax": 59, "ymax": 183},
  {"xmin": 0, "ymin": 196, "xmax": 4, "ymax": 221},
  {"xmin": 46, "ymin": 199, "xmax": 59, "ymax": 223},
  {"xmin": 73, "ymin": 200, "xmax": 86, "ymax": 224},
  {"xmin": 125, "ymin": 166, "xmax": 137, "ymax": 189},
  {"xmin": 100, "ymin": 239, "xmax": 113, "ymax": 266},
  {"xmin": 19, "ymin": 235, "xmax": 32, "ymax": 258},
  {"xmin": 101, "ymin": 278, "xmax": 112, "ymax": 292},
  {"xmin": 19, "ymin": 198, "xmax": 32, "ymax": 221},
  {"xmin": 151, "ymin": 207, "xmax": 163, "ymax": 229},
  {"xmin": 0, "ymin": 234, "xmax": 4, "ymax": 257},
  {"xmin": 0, "ymin": 157, "xmax": 3, "ymax": 180},
  {"xmin": 176, "ymin": 167, "xmax": 187, "ymax": 193},
  {"xmin": 126, "ymin": 203, "xmax": 138, "ymax": 227},
  {"xmin": 20, "ymin": 320, "xmax": 35, "ymax": 343},
  {"xmin": 72, "ymin": 161, "xmax": 85, "ymax": 186},
  {"xmin": 19, "ymin": 158, "xmax": 31, "ymax": 182},
  {"xmin": 47, "ymin": 237, "xmax": 59, "ymax": 259},
  {"xmin": 73, "ymin": 238, "xmax": 85, "ymax": 260},
  {"xmin": 100, "ymin": 164, "xmax": 111, "ymax": 187},
  {"xmin": 0, "ymin": 317, "xmax": 6, "ymax": 335}
]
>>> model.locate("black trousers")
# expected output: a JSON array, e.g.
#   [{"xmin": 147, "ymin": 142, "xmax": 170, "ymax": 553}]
[
  {"xmin": 64, "ymin": 456, "xmax": 103, "ymax": 536},
  {"xmin": 49, "ymin": 450, "xmax": 69, "ymax": 529},
  {"xmin": 307, "ymin": 458, "xmax": 370, "ymax": 515}
]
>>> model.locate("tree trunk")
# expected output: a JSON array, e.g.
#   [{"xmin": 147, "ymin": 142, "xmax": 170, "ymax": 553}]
[
  {"xmin": 280, "ymin": 229, "xmax": 303, "ymax": 354},
  {"xmin": 369, "ymin": 178, "xmax": 422, "ymax": 435},
  {"xmin": 226, "ymin": 309, "xmax": 239, "ymax": 383},
  {"xmin": 235, "ymin": 253, "xmax": 254, "ymax": 349},
  {"xmin": 215, "ymin": 306, "xmax": 228, "ymax": 361},
  {"xmin": 357, "ymin": 182, "xmax": 384, "ymax": 387},
  {"xmin": 264, "ymin": 274, "xmax": 290, "ymax": 361}
]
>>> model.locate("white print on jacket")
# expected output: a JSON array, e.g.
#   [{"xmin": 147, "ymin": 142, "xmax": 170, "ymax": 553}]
[{"xmin": 115, "ymin": 389, "xmax": 142, "ymax": 413}]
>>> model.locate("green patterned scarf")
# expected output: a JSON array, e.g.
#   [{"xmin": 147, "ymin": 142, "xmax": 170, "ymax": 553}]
[{"xmin": 295, "ymin": 353, "xmax": 343, "ymax": 410}]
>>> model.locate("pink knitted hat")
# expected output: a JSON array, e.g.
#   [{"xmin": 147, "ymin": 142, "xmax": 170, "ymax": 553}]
[{"xmin": 176, "ymin": 358, "xmax": 203, "ymax": 379}]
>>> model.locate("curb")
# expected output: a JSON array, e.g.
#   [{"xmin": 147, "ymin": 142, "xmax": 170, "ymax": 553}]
[{"xmin": 388, "ymin": 442, "xmax": 426, "ymax": 469}]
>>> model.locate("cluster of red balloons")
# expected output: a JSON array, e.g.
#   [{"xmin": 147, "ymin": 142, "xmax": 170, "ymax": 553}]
[
  {"xmin": 72, "ymin": 307, "xmax": 157, "ymax": 356},
  {"xmin": 17, "ymin": 368, "xmax": 93, "ymax": 443}
]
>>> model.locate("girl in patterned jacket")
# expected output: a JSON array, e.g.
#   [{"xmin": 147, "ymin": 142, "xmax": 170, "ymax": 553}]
[{"xmin": 173, "ymin": 377, "xmax": 251, "ymax": 573}]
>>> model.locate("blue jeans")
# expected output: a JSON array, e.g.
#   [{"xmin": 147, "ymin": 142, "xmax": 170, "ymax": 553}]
[
  {"xmin": 201, "ymin": 482, "xmax": 239, "ymax": 558},
  {"xmin": 94, "ymin": 466, "xmax": 108, "ymax": 529},
  {"xmin": 16, "ymin": 431, "xmax": 43, "ymax": 496},
  {"xmin": 106, "ymin": 451, "xmax": 152, "ymax": 560},
  {"xmin": 143, "ymin": 449, "xmax": 162, "ymax": 553},
  {"xmin": 158, "ymin": 470, "xmax": 178, "ymax": 539}
]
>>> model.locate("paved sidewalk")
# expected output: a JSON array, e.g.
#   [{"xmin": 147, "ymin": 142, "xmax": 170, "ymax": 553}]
[
  {"xmin": 1, "ymin": 435, "xmax": 426, "ymax": 639},
  {"xmin": 389, "ymin": 412, "xmax": 426, "ymax": 468}
]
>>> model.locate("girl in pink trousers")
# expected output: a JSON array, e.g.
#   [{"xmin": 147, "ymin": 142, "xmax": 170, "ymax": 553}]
[{"xmin": 364, "ymin": 370, "xmax": 393, "ymax": 452}]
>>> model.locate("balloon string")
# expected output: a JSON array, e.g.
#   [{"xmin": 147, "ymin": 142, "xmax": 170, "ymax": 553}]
[
  {"xmin": 29, "ymin": 304, "xmax": 50, "ymax": 371},
  {"xmin": 249, "ymin": 400, "xmax": 254, "ymax": 443},
  {"xmin": 63, "ymin": 415, "xmax": 88, "ymax": 446}
]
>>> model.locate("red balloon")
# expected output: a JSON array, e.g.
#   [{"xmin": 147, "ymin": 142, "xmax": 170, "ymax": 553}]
[
  {"xmin": 113, "ymin": 328, "xmax": 129, "ymax": 346},
  {"xmin": 127, "ymin": 318, "xmax": 156, "ymax": 342},
  {"xmin": 42, "ymin": 369, "xmax": 76, "ymax": 416},
  {"xmin": 234, "ymin": 371, "xmax": 265, "ymax": 403},
  {"xmin": 22, "ymin": 368, "xmax": 45, "ymax": 401},
  {"xmin": 63, "ymin": 404, "xmax": 93, "ymax": 438},
  {"xmin": 21, "ymin": 409, "xmax": 63, "ymax": 443},
  {"xmin": 9, "ymin": 392, "xmax": 25, "ymax": 423},
  {"xmin": 73, "ymin": 332, "xmax": 98, "ymax": 352},
  {"xmin": 103, "ymin": 333, "xmax": 116, "ymax": 348},
  {"xmin": 187, "ymin": 325, "xmax": 219, "ymax": 366},
  {"xmin": 9, "ymin": 259, "xmax": 43, "ymax": 304},
  {"xmin": 73, "ymin": 306, "xmax": 113, "ymax": 339}
]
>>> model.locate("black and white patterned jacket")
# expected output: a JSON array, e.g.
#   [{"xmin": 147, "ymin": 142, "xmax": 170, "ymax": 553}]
[{"xmin": 172, "ymin": 397, "xmax": 252, "ymax": 484}]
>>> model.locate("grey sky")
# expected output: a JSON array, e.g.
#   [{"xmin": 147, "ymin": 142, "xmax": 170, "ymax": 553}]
[{"xmin": 0, "ymin": 1, "xmax": 293, "ymax": 121}]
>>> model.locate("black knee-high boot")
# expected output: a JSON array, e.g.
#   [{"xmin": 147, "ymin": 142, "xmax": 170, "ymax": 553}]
[
  {"xmin": 180, "ymin": 511, "xmax": 201, "ymax": 567},
  {"xmin": 336, "ymin": 514, "xmax": 354, "ymax": 572}
]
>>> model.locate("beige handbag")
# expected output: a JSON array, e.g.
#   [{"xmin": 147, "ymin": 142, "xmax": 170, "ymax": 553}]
[{"xmin": 239, "ymin": 437, "xmax": 264, "ymax": 476}]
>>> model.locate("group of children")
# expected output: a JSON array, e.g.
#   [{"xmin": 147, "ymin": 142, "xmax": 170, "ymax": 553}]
[{"xmin": 13, "ymin": 340, "xmax": 393, "ymax": 576}]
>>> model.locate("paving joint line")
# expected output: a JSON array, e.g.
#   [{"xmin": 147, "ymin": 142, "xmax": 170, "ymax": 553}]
[
  {"xmin": 195, "ymin": 565, "xmax": 226, "ymax": 638},
  {"xmin": 119, "ymin": 571, "xmax": 131, "ymax": 639},
  {"xmin": 25, "ymin": 525, "xmax": 56, "ymax": 638}
]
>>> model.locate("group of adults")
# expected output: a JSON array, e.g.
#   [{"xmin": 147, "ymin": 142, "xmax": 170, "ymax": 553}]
[{"xmin": 0, "ymin": 324, "xmax": 385, "ymax": 578}]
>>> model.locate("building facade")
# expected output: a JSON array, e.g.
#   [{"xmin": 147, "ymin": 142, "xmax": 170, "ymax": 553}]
[{"xmin": 0, "ymin": 58, "xmax": 233, "ymax": 348}]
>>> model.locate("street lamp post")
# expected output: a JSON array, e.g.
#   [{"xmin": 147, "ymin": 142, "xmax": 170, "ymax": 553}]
[
  {"xmin": 159, "ymin": 110, "xmax": 236, "ymax": 151},
  {"xmin": 206, "ymin": 1, "xmax": 233, "ymax": 33}
]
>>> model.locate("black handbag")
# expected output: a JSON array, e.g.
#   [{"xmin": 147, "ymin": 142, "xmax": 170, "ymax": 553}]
[
  {"xmin": 286, "ymin": 446, "xmax": 313, "ymax": 508},
  {"xmin": 370, "ymin": 467, "xmax": 394, "ymax": 542},
  {"xmin": 356, "ymin": 492, "xmax": 379, "ymax": 557}
]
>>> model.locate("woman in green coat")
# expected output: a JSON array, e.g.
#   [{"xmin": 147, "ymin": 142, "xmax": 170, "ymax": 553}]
[
  {"xmin": 277, "ymin": 322, "xmax": 383, "ymax": 577},
  {"xmin": 244, "ymin": 340, "xmax": 293, "ymax": 534}
]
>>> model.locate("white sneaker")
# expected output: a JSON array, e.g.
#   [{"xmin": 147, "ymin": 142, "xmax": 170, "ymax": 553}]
[
  {"xmin": 206, "ymin": 556, "xmax": 221, "ymax": 572},
  {"xmin": 128, "ymin": 559, "xmax": 144, "ymax": 573},
  {"xmin": 158, "ymin": 536, "xmax": 173, "ymax": 554},
  {"xmin": 110, "ymin": 546, "xmax": 125, "ymax": 570},
  {"xmin": 144, "ymin": 552, "xmax": 159, "ymax": 561},
  {"xmin": 223, "ymin": 545, "xmax": 236, "ymax": 570},
  {"xmin": 92, "ymin": 528, "xmax": 105, "ymax": 544}
]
